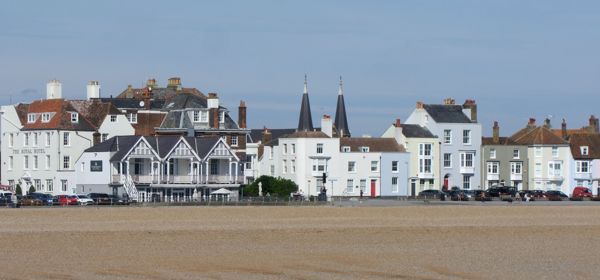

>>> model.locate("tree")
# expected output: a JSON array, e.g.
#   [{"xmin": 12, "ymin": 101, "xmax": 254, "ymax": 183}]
[
  {"xmin": 15, "ymin": 184, "xmax": 22, "ymax": 196},
  {"xmin": 245, "ymin": 176, "xmax": 298, "ymax": 198},
  {"xmin": 28, "ymin": 185, "xmax": 36, "ymax": 194}
]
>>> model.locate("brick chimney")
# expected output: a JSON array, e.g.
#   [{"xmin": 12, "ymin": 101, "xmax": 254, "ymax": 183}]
[
  {"xmin": 261, "ymin": 127, "xmax": 272, "ymax": 144},
  {"xmin": 543, "ymin": 118, "xmax": 551, "ymax": 129},
  {"xmin": 589, "ymin": 115, "xmax": 599, "ymax": 134},
  {"xmin": 561, "ymin": 119, "xmax": 568, "ymax": 139},
  {"xmin": 93, "ymin": 131, "xmax": 101, "ymax": 146},
  {"xmin": 462, "ymin": 99, "xmax": 477, "ymax": 122},
  {"xmin": 416, "ymin": 101, "xmax": 424, "ymax": 109},
  {"xmin": 146, "ymin": 78, "xmax": 157, "ymax": 88},
  {"xmin": 527, "ymin": 118, "xmax": 536, "ymax": 129},
  {"xmin": 443, "ymin": 98, "xmax": 455, "ymax": 105},
  {"xmin": 238, "ymin": 101, "xmax": 247, "ymax": 129},
  {"xmin": 167, "ymin": 77, "xmax": 182, "ymax": 91},
  {"xmin": 394, "ymin": 118, "xmax": 403, "ymax": 144},
  {"xmin": 210, "ymin": 108, "xmax": 219, "ymax": 129},
  {"xmin": 492, "ymin": 121, "xmax": 499, "ymax": 144}
]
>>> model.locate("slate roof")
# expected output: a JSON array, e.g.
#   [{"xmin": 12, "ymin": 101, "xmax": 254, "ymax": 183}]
[
  {"xmin": 481, "ymin": 137, "xmax": 519, "ymax": 146},
  {"xmin": 334, "ymin": 93, "xmax": 350, "ymax": 137},
  {"xmin": 297, "ymin": 92, "xmax": 314, "ymax": 131},
  {"xmin": 340, "ymin": 138, "xmax": 406, "ymax": 152},
  {"xmin": 398, "ymin": 124, "xmax": 436, "ymax": 138},
  {"xmin": 510, "ymin": 126, "xmax": 569, "ymax": 145},
  {"xmin": 568, "ymin": 134, "xmax": 600, "ymax": 159},
  {"xmin": 88, "ymin": 135, "xmax": 224, "ymax": 162},
  {"xmin": 423, "ymin": 104, "xmax": 472, "ymax": 123},
  {"xmin": 116, "ymin": 86, "xmax": 205, "ymax": 100},
  {"xmin": 99, "ymin": 98, "xmax": 165, "ymax": 110},
  {"xmin": 249, "ymin": 128, "xmax": 296, "ymax": 143},
  {"xmin": 283, "ymin": 131, "xmax": 329, "ymax": 139}
]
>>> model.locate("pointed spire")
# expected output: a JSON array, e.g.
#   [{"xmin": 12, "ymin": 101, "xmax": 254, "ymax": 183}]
[
  {"xmin": 297, "ymin": 75, "xmax": 314, "ymax": 132},
  {"xmin": 334, "ymin": 76, "xmax": 351, "ymax": 137},
  {"xmin": 303, "ymin": 74, "xmax": 308, "ymax": 94}
]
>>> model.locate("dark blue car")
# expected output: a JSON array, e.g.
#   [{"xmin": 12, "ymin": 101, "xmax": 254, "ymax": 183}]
[{"xmin": 29, "ymin": 192, "xmax": 54, "ymax": 206}]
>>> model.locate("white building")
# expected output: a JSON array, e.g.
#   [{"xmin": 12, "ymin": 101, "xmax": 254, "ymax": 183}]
[
  {"xmin": 405, "ymin": 99, "xmax": 482, "ymax": 190},
  {"xmin": 0, "ymin": 80, "xmax": 134, "ymax": 195}
]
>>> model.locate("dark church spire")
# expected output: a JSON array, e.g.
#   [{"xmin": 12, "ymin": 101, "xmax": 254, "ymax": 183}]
[
  {"xmin": 334, "ymin": 76, "xmax": 351, "ymax": 137},
  {"xmin": 297, "ymin": 75, "xmax": 314, "ymax": 131}
]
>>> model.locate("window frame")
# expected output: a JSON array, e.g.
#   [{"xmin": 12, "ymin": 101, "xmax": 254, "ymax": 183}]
[
  {"xmin": 443, "ymin": 129, "xmax": 452, "ymax": 144},
  {"xmin": 462, "ymin": 130, "xmax": 471, "ymax": 145}
]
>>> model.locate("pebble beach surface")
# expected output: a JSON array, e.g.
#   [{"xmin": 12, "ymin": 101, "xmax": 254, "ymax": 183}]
[{"xmin": 1, "ymin": 206, "xmax": 599, "ymax": 280}]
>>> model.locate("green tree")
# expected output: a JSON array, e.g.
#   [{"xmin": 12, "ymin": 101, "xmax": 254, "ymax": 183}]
[
  {"xmin": 245, "ymin": 176, "xmax": 298, "ymax": 198},
  {"xmin": 28, "ymin": 185, "xmax": 36, "ymax": 194},
  {"xmin": 15, "ymin": 184, "xmax": 22, "ymax": 196}
]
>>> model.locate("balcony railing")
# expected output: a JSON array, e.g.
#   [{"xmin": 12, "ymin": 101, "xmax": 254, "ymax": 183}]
[
  {"xmin": 510, "ymin": 173, "xmax": 523, "ymax": 181},
  {"xmin": 112, "ymin": 174, "xmax": 243, "ymax": 185},
  {"xmin": 460, "ymin": 166, "xmax": 475, "ymax": 174},
  {"xmin": 418, "ymin": 172, "xmax": 434, "ymax": 179},
  {"xmin": 487, "ymin": 173, "xmax": 499, "ymax": 181},
  {"xmin": 574, "ymin": 172, "xmax": 592, "ymax": 180}
]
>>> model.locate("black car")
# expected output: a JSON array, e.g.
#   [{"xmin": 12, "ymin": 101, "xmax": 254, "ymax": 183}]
[
  {"xmin": 108, "ymin": 194, "xmax": 129, "ymax": 205},
  {"xmin": 486, "ymin": 186, "xmax": 517, "ymax": 197},
  {"xmin": 418, "ymin": 189, "xmax": 445, "ymax": 198},
  {"xmin": 88, "ymin": 193, "xmax": 111, "ymax": 205},
  {"xmin": 449, "ymin": 189, "xmax": 468, "ymax": 201},
  {"xmin": 545, "ymin": 190, "xmax": 568, "ymax": 201}
]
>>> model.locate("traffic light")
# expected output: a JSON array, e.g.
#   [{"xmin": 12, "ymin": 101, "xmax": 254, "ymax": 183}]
[{"xmin": 322, "ymin": 172, "xmax": 327, "ymax": 184}]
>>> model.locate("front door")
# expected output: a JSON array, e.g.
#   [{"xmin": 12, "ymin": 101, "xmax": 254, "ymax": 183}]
[
  {"xmin": 370, "ymin": 179, "xmax": 376, "ymax": 198},
  {"xmin": 411, "ymin": 179, "xmax": 417, "ymax": 197}
]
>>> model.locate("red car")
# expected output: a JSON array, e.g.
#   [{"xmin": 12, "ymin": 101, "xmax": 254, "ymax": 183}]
[
  {"xmin": 54, "ymin": 194, "xmax": 78, "ymax": 206},
  {"xmin": 572, "ymin": 187, "xmax": 593, "ymax": 199}
]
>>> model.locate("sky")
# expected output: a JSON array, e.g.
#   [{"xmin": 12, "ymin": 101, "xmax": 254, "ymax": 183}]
[{"xmin": 1, "ymin": 0, "xmax": 599, "ymax": 137}]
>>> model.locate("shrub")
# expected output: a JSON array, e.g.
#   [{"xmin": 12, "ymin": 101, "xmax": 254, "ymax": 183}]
[
  {"xmin": 244, "ymin": 175, "xmax": 298, "ymax": 198},
  {"xmin": 28, "ymin": 185, "xmax": 36, "ymax": 194},
  {"xmin": 15, "ymin": 184, "xmax": 22, "ymax": 196}
]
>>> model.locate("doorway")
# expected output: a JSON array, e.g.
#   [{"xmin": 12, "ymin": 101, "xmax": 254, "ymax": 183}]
[{"xmin": 370, "ymin": 179, "xmax": 376, "ymax": 198}]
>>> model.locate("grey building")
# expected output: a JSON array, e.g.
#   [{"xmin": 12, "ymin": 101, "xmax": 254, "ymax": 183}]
[{"xmin": 481, "ymin": 122, "xmax": 529, "ymax": 189}]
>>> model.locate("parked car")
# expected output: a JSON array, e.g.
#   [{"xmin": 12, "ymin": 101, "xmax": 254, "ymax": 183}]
[
  {"xmin": 572, "ymin": 187, "xmax": 593, "ymax": 199},
  {"xmin": 486, "ymin": 186, "xmax": 517, "ymax": 197},
  {"xmin": 108, "ymin": 194, "xmax": 129, "ymax": 205},
  {"xmin": 449, "ymin": 189, "xmax": 469, "ymax": 201},
  {"xmin": 75, "ymin": 194, "xmax": 94, "ymax": 205},
  {"xmin": 473, "ymin": 190, "xmax": 492, "ymax": 201},
  {"xmin": 418, "ymin": 189, "xmax": 445, "ymax": 198},
  {"xmin": 53, "ymin": 194, "xmax": 78, "ymax": 206},
  {"xmin": 88, "ymin": 193, "xmax": 111, "ymax": 205},
  {"xmin": 20, "ymin": 194, "xmax": 44, "ymax": 206},
  {"xmin": 545, "ymin": 190, "xmax": 568, "ymax": 201},
  {"xmin": 29, "ymin": 192, "xmax": 54, "ymax": 206},
  {"xmin": 0, "ymin": 191, "xmax": 19, "ymax": 207}
]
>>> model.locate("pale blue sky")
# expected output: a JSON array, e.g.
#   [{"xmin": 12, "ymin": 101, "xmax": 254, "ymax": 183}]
[{"xmin": 1, "ymin": 1, "xmax": 599, "ymax": 136}]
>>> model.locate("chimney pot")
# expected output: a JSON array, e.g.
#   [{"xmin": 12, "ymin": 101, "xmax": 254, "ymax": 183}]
[
  {"xmin": 395, "ymin": 118, "xmax": 401, "ymax": 127},
  {"xmin": 492, "ymin": 121, "xmax": 500, "ymax": 143},
  {"xmin": 562, "ymin": 119, "xmax": 568, "ymax": 139}
]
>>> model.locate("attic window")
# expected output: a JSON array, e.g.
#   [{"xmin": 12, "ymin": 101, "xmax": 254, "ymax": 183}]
[
  {"xmin": 193, "ymin": 111, "xmax": 200, "ymax": 122},
  {"xmin": 71, "ymin": 112, "xmax": 78, "ymax": 123},
  {"xmin": 110, "ymin": 115, "xmax": 117, "ymax": 122},
  {"xmin": 127, "ymin": 113, "xmax": 137, "ymax": 124},
  {"xmin": 42, "ymin": 113, "xmax": 51, "ymax": 123},
  {"xmin": 27, "ymin": 113, "xmax": 36, "ymax": 123},
  {"xmin": 342, "ymin": 146, "xmax": 351, "ymax": 152},
  {"xmin": 360, "ymin": 146, "xmax": 370, "ymax": 152},
  {"xmin": 219, "ymin": 111, "xmax": 225, "ymax": 123},
  {"xmin": 581, "ymin": 146, "xmax": 589, "ymax": 156}
]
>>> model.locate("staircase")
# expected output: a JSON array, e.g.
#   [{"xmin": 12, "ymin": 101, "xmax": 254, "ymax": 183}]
[{"xmin": 123, "ymin": 174, "xmax": 139, "ymax": 202}]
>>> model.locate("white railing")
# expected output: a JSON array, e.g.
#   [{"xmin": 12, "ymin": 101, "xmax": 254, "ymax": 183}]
[
  {"xmin": 417, "ymin": 172, "xmax": 434, "ymax": 179},
  {"xmin": 487, "ymin": 174, "xmax": 499, "ymax": 181},
  {"xmin": 123, "ymin": 174, "xmax": 139, "ymax": 202},
  {"xmin": 510, "ymin": 173, "xmax": 522, "ymax": 181},
  {"xmin": 460, "ymin": 167, "xmax": 475, "ymax": 174}
]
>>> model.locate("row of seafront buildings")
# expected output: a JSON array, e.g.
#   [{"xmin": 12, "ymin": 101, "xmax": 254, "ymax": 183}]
[{"xmin": 1, "ymin": 77, "xmax": 599, "ymax": 200}]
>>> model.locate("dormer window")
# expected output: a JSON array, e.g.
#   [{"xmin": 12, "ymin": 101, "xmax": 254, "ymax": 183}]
[
  {"xmin": 42, "ymin": 113, "xmax": 51, "ymax": 123},
  {"xmin": 71, "ymin": 112, "xmax": 78, "ymax": 123},
  {"xmin": 342, "ymin": 146, "xmax": 351, "ymax": 152},
  {"xmin": 360, "ymin": 146, "xmax": 370, "ymax": 152},
  {"xmin": 127, "ymin": 113, "xmax": 137, "ymax": 123},
  {"xmin": 27, "ymin": 113, "xmax": 36, "ymax": 123},
  {"xmin": 581, "ymin": 146, "xmax": 589, "ymax": 156},
  {"xmin": 193, "ymin": 111, "xmax": 200, "ymax": 122}
]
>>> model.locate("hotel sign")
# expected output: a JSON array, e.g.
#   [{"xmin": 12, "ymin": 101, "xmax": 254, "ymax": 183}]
[
  {"xmin": 90, "ymin": 160, "xmax": 103, "ymax": 172},
  {"xmin": 12, "ymin": 148, "xmax": 46, "ymax": 154}
]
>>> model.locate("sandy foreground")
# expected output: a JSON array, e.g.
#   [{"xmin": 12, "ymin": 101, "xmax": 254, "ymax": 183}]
[{"xmin": 0, "ymin": 206, "xmax": 600, "ymax": 280}]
